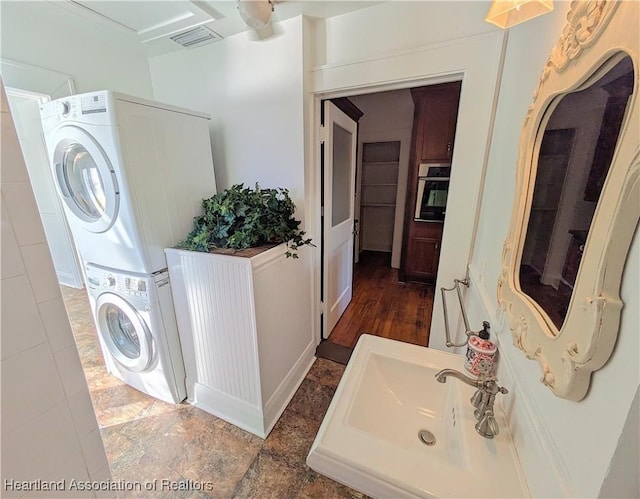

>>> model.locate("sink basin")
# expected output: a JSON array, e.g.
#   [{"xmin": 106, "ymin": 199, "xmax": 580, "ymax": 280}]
[
  {"xmin": 307, "ymin": 335, "xmax": 528, "ymax": 498},
  {"xmin": 345, "ymin": 352, "xmax": 465, "ymax": 468}
]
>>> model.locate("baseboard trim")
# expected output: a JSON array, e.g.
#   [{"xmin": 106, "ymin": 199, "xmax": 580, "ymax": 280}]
[
  {"xmin": 263, "ymin": 341, "xmax": 316, "ymax": 435},
  {"xmin": 192, "ymin": 382, "xmax": 266, "ymax": 438}
]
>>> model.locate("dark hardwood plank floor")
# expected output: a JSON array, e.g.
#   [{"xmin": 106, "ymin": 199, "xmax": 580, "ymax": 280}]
[{"xmin": 327, "ymin": 251, "xmax": 434, "ymax": 349}]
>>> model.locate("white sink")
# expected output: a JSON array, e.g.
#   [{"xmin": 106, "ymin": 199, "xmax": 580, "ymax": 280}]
[
  {"xmin": 345, "ymin": 352, "xmax": 466, "ymax": 468},
  {"xmin": 307, "ymin": 335, "xmax": 528, "ymax": 498}
]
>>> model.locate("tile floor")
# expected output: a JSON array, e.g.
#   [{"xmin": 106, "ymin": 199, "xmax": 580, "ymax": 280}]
[{"xmin": 61, "ymin": 286, "xmax": 364, "ymax": 498}]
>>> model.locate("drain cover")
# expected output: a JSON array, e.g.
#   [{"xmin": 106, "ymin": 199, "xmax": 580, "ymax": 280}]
[{"xmin": 418, "ymin": 429, "xmax": 436, "ymax": 446}]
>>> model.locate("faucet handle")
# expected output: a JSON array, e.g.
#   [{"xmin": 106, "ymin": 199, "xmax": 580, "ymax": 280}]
[
  {"xmin": 475, "ymin": 410, "xmax": 500, "ymax": 438},
  {"xmin": 482, "ymin": 378, "xmax": 509, "ymax": 396},
  {"xmin": 470, "ymin": 388, "xmax": 484, "ymax": 408},
  {"xmin": 486, "ymin": 413, "xmax": 500, "ymax": 437}
]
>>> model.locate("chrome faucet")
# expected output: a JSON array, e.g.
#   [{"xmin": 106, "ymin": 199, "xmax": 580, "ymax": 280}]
[
  {"xmin": 435, "ymin": 369, "xmax": 483, "ymax": 388},
  {"xmin": 435, "ymin": 369, "xmax": 508, "ymax": 439}
]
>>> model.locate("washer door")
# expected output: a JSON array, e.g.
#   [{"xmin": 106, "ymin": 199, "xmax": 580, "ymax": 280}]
[
  {"xmin": 51, "ymin": 125, "xmax": 119, "ymax": 233},
  {"xmin": 95, "ymin": 293, "xmax": 153, "ymax": 373}
]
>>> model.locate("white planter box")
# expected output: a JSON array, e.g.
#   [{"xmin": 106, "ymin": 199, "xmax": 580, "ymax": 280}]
[{"xmin": 165, "ymin": 244, "xmax": 315, "ymax": 438}]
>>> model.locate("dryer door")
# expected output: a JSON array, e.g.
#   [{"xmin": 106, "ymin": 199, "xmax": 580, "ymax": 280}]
[
  {"xmin": 50, "ymin": 125, "xmax": 119, "ymax": 233},
  {"xmin": 95, "ymin": 293, "xmax": 154, "ymax": 373}
]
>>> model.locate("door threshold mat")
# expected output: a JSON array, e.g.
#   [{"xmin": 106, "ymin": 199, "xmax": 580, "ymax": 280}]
[{"xmin": 315, "ymin": 341, "xmax": 354, "ymax": 365}]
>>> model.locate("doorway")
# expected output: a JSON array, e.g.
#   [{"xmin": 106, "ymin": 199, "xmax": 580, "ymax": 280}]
[
  {"xmin": 320, "ymin": 88, "xmax": 436, "ymax": 353},
  {"xmin": 5, "ymin": 87, "xmax": 84, "ymax": 288},
  {"xmin": 358, "ymin": 141, "xmax": 400, "ymax": 260}
]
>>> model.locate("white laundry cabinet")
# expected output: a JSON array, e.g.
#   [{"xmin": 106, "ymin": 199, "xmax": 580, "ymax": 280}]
[{"xmin": 165, "ymin": 244, "xmax": 315, "ymax": 438}]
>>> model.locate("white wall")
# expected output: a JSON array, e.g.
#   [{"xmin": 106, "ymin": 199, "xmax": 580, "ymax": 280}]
[
  {"xmin": 313, "ymin": 1, "xmax": 495, "ymax": 67},
  {"xmin": 1, "ymin": 82, "xmax": 112, "ymax": 497},
  {"xmin": 599, "ymin": 387, "xmax": 640, "ymax": 498},
  {"xmin": 467, "ymin": 2, "xmax": 639, "ymax": 497},
  {"xmin": 350, "ymin": 90, "xmax": 414, "ymax": 268},
  {"xmin": 149, "ymin": 17, "xmax": 307, "ymax": 218},
  {"xmin": 0, "ymin": 1, "xmax": 153, "ymax": 98},
  {"xmin": 151, "ymin": 19, "xmax": 314, "ymax": 352}
]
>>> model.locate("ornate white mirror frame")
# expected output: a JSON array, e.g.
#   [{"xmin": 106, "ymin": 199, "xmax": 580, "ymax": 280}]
[{"xmin": 497, "ymin": 0, "xmax": 639, "ymax": 401}]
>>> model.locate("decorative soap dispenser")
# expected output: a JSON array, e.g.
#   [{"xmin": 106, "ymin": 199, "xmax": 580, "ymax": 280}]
[{"xmin": 464, "ymin": 321, "xmax": 497, "ymax": 377}]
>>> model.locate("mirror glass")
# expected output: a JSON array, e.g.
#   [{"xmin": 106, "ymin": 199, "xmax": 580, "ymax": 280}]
[{"xmin": 518, "ymin": 55, "xmax": 634, "ymax": 330}]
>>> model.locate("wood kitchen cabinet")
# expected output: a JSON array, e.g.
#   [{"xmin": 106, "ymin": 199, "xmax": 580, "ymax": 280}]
[
  {"xmin": 400, "ymin": 81, "xmax": 462, "ymax": 282},
  {"xmin": 403, "ymin": 223, "xmax": 443, "ymax": 280},
  {"xmin": 412, "ymin": 82, "xmax": 462, "ymax": 163}
]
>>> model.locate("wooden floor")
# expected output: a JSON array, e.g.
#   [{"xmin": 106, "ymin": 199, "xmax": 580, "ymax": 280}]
[{"xmin": 327, "ymin": 251, "xmax": 435, "ymax": 349}]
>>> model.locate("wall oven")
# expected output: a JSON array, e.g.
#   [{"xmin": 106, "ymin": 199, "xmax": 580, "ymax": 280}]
[{"xmin": 414, "ymin": 163, "xmax": 451, "ymax": 222}]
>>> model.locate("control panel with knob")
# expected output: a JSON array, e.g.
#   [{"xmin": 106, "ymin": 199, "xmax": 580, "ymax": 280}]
[
  {"xmin": 57, "ymin": 100, "xmax": 71, "ymax": 117},
  {"xmin": 104, "ymin": 274, "xmax": 116, "ymax": 288}
]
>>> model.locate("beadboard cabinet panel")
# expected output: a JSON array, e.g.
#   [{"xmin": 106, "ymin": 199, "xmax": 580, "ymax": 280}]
[{"xmin": 166, "ymin": 244, "xmax": 315, "ymax": 438}]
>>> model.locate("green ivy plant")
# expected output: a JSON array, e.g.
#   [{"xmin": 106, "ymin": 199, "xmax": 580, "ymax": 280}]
[{"xmin": 178, "ymin": 184, "xmax": 313, "ymax": 258}]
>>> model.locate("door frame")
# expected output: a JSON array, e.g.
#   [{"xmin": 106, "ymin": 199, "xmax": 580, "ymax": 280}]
[
  {"xmin": 357, "ymin": 132, "xmax": 413, "ymax": 269},
  {"xmin": 4, "ymin": 71, "xmax": 85, "ymax": 289},
  {"xmin": 311, "ymin": 75, "xmax": 462, "ymax": 343},
  {"xmin": 1, "ymin": 58, "xmax": 76, "ymax": 99},
  {"xmin": 0, "ymin": 57, "xmax": 84, "ymax": 288}
]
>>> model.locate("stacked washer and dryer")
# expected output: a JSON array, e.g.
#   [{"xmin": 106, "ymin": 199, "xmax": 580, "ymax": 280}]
[{"xmin": 41, "ymin": 91, "xmax": 217, "ymax": 404}]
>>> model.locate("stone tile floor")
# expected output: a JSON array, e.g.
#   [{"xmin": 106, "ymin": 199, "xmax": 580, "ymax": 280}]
[{"xmin": 61, "ymin": 286, "xmax": 364, "ymax": 498}]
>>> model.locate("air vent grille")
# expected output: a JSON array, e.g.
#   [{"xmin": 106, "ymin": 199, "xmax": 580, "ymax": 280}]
[{"xmin": 170, "ymin": 26, "xmax": 222, "ymax": 47}]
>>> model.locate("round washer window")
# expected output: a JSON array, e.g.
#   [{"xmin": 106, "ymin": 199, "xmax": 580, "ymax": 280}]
[
  {"xmin": 96, "ymin": 292, "xmax": 153, "ymax": 373},
  {"xmin": 103, "ymin": 304, "xmax": 140, "ymax": 359},
  {"xmin": 62, "ymin": 143, "xmax": 107, "ymax": 220},
  {"xmin": 50, "ymin": 126, "xmax": 120, "ymax": 233}
]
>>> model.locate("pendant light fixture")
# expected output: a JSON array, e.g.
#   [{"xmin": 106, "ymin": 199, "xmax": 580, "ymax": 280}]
[
  {"xmin": 237, "ymin": 0, "xmax": 275, "ymax": 30},
  {"xmin": 485, "ymin": 0, "xmax": 554, "ymax": 29}
]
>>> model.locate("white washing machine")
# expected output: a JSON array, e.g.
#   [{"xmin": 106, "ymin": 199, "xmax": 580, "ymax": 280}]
[
  {"xmin": 40, "ymin": 90, "xmax": 216, "ymax": 274},
  {"xmin": 85, "ymin": 263, "xmax": 186, "ymax": 404}
]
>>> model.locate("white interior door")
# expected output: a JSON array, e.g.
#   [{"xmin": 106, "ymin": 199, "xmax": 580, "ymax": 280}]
[{"xmin": 323, "ymin": 101, "xmax": 358, "ymax": 339}]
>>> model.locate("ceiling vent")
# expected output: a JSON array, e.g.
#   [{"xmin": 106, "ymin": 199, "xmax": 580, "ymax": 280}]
[{"xmin": 170, "ymin": 25, "xmax": 222, "ymax": 48}]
